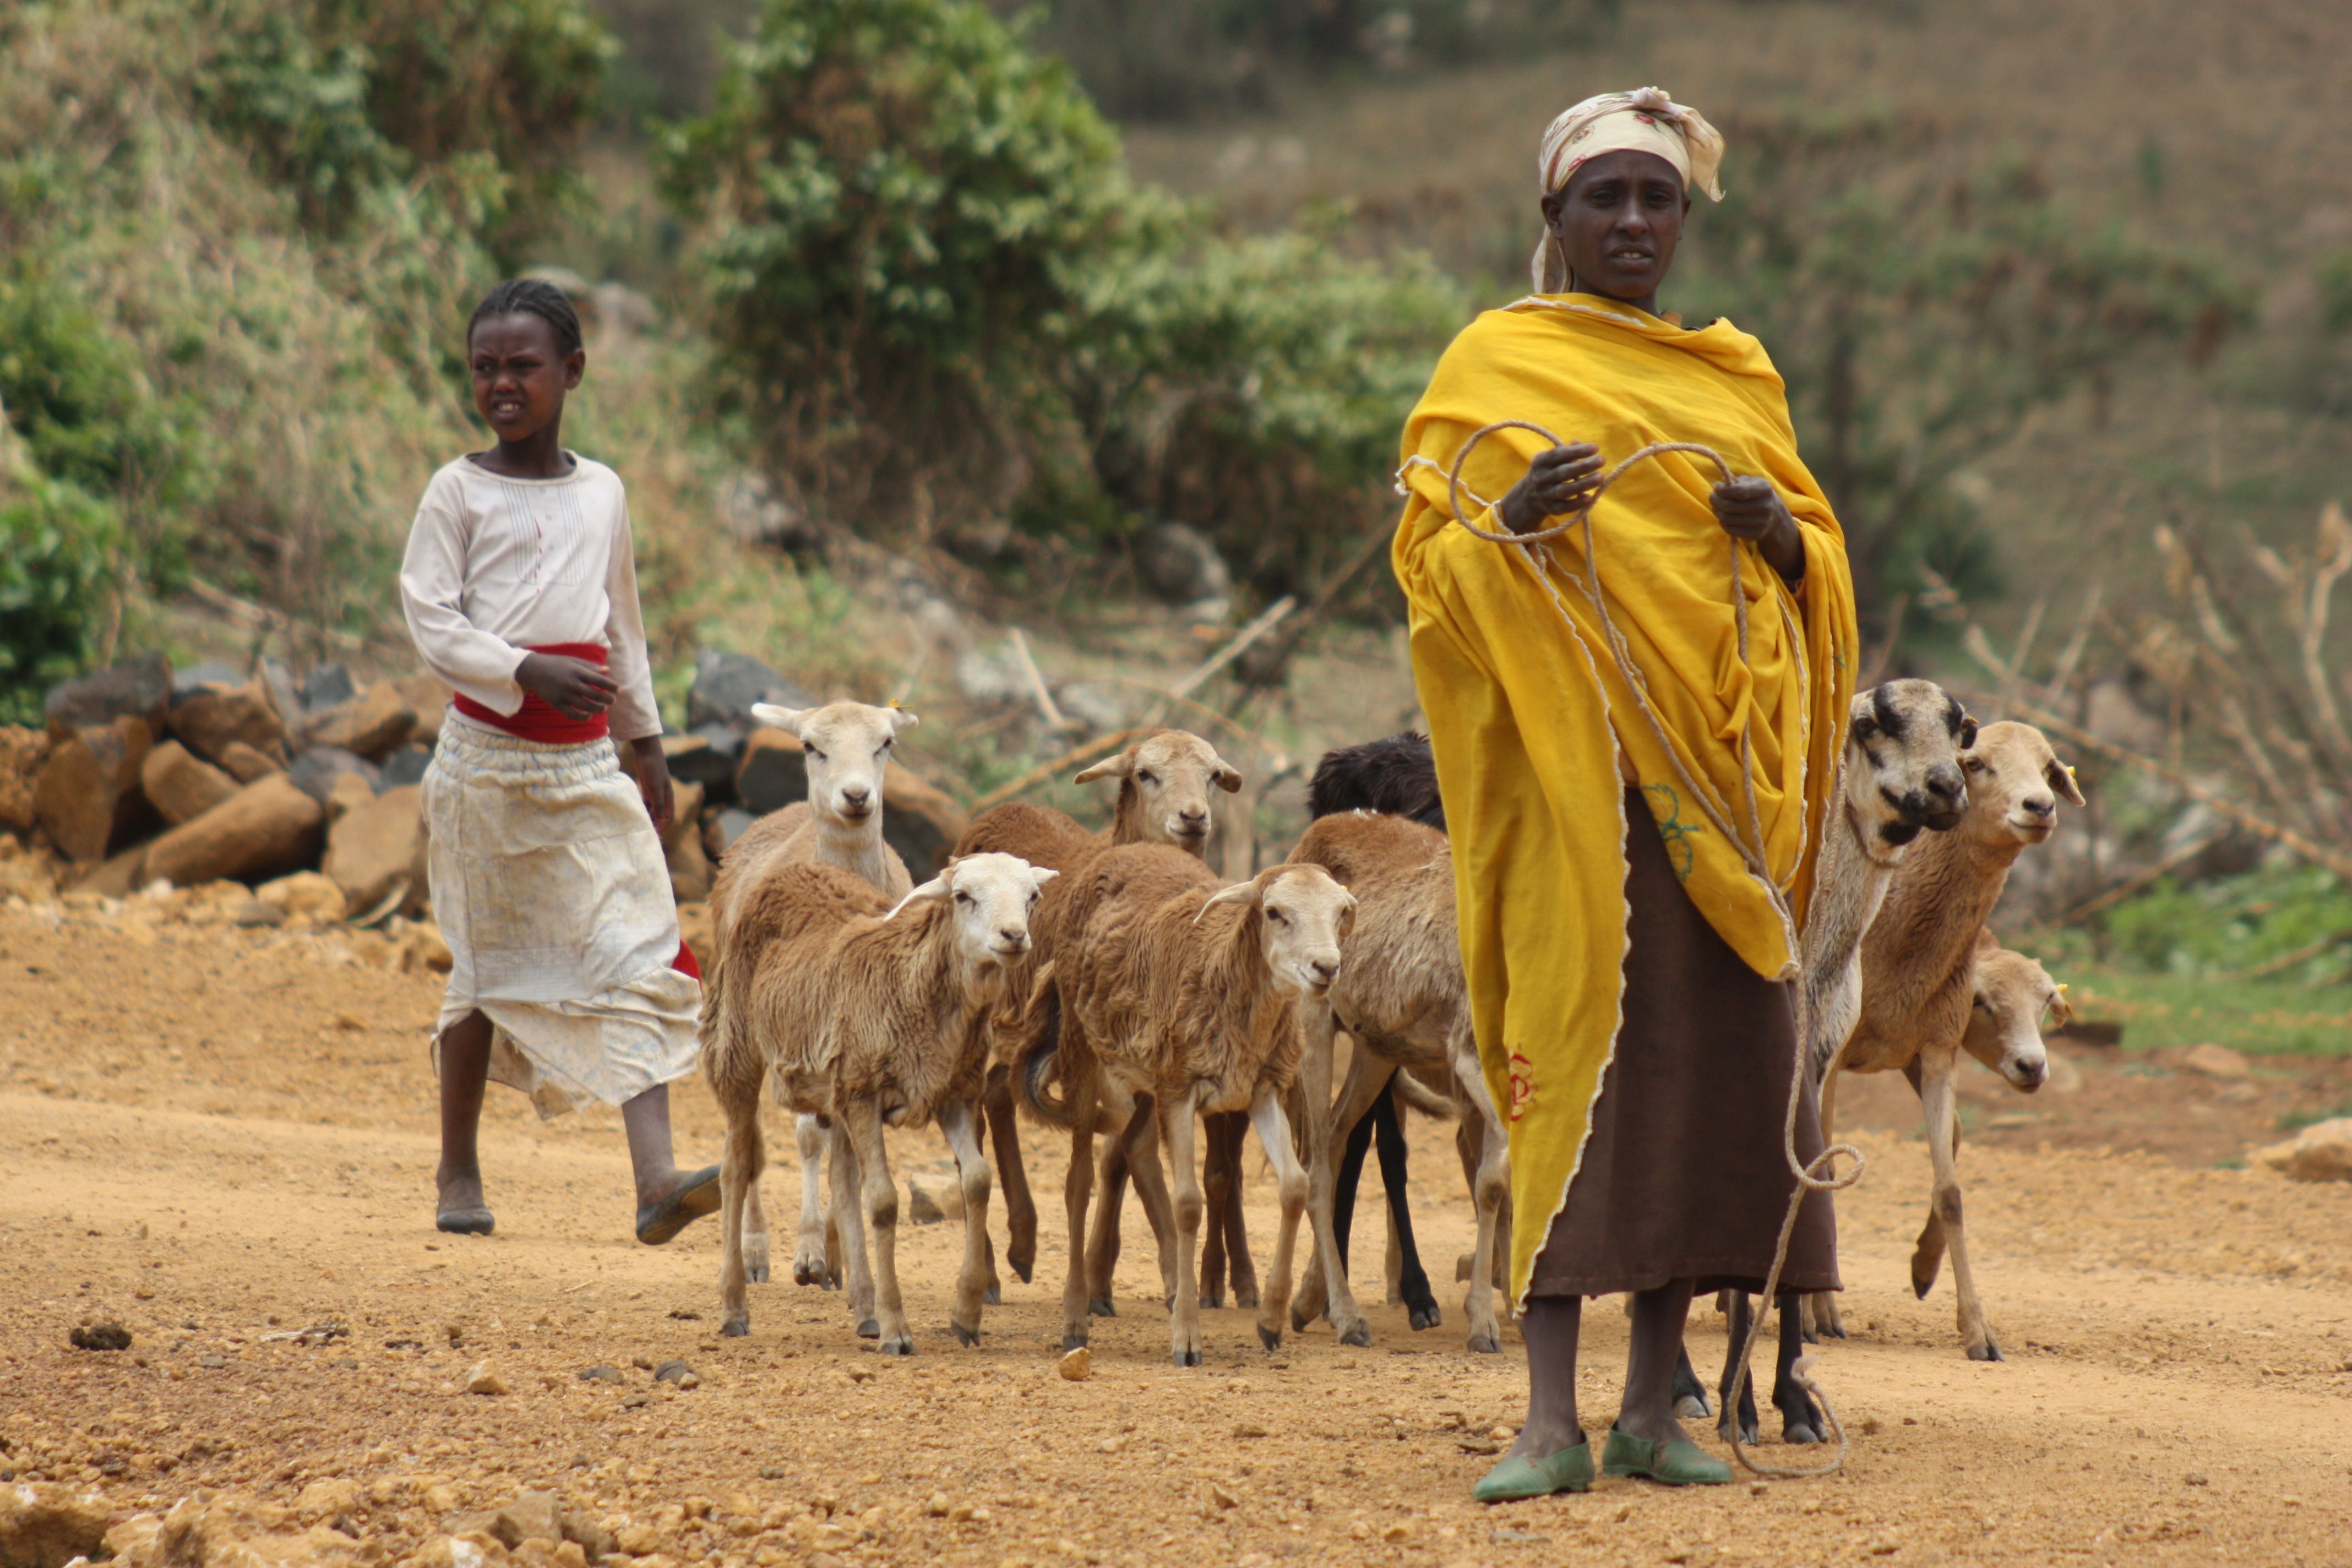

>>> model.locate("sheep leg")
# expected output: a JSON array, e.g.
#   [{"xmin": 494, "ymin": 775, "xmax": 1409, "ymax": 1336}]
[
  {"xmin": 714, "ymin": 1081, "xmax": 767, "ymax": 1340},
  {"xmin": 1083, "ymin": 1131, "xmax": 1130, "ymax": 1317},
  {"xmin": 827, "ymin": 1123, "xmax": 878, "ymax": 1338},
  {"xmin": 1248, "ymin": 1086, "xmax": 1309, "ymax": 1354},
  {"xmin": 1199, "ymin": 1112, "xmax": 1235, "ymax": 1309},
  {"xmin": 1915, "ymin": 1045, "xmax": 1999, "ymax": 1360},
  {"xmin": 940, "ymin": 1098, "xmax": 994, "ymax": 1346},
  {"xmin": 1450, "ymin": 1024, "xmax": 1512, "ymax": 1355},
  {"xmin": 986, "ymin": 1065, "xmax": 1037, "ymax": 1286},
  {"xmin": 1370, "ymin": 1086, "xmax": 1439, "ymax": 1328},
  {"xmin": 1301, "ymin": 1036, "xmax": 1383, "ymax": 1344},
  {"xmin": 1162, "ymin": 1085, "xmax": 1206, "ymax": 1366},
  {"xmin": 1804, "ymin": 1064, "xmax": 1849, "ymax": 1340},
  {"xmin": 1772, "ymin": 1293, "xmax": 1823, "ymax": 1443},
  {"xmin": 1716, "ymin": 1291, "xmax": 1761, "ymax": 1444},
  {"xmin": 790, "ymin": 1113, "xmax": 831, "ymax": 1289},
  {"xmin": 1123, "ymin": 1101, "xmax": 1183, "ymax": 1309},
  {"xmin": 843, "ymin": 1098, "xmax": 914, "ymax": 1355},
  {"xmin": 1058, "ymin": 1077, "xmax": 1101, "ymax": 1351}
]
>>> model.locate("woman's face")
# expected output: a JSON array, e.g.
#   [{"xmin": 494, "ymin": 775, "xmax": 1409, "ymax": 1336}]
[{"xmin": 1541, "ymin": 149, "xmax": 1690, "ymax": 307}]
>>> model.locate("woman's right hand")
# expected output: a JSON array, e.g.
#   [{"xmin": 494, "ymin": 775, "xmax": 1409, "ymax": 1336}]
[
  {"xmin": 515, "ymin": 652, "xmax": 617, "ymax": 720},
  {"xmin": 1498, "ymin": 442, "xmax": 1604, "ymax": 535}
]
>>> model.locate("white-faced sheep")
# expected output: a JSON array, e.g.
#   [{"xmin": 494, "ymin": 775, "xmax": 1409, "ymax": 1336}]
[
  {"xmin": 703, "ymin": 852, "xmax": 1056, "ymax": 1353},
  {"xmin": 955, "ymin": 729, "xmax": 1245, "ymax": 1300},
  {"xmin": 1012, "ymin": 845, "xmax": 1355, "ymax": 1363},
  {"xmin": 1814, "ymin": 719, "xmax": 2083, "ymax": 1359},
  {"xmin": 706, "ymin": 699, "xmax": 919, "ymax": 1293}
]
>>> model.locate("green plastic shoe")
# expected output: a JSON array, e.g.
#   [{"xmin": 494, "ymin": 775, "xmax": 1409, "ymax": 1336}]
[
  {"xmin": 1600, "ymin": 1429, "xmax": 1732, "ymax": 1486},
  {"xmin": 1472, "ymin": 1442, "xmax": 1595, "ymax": 1502}
]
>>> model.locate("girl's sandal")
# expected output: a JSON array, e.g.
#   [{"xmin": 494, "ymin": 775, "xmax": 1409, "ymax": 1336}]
[
  {"xmin": 1472, "ymin": 1442, "xmax": 1595, "ymax": 1502},
  {"xmin": 636, "ymin": 1164, "xmax": 723, "ymax": 1245},
  {"xmin": 1600, "ymin": 1429, "xmax": 1732, "ymax": 1486}
]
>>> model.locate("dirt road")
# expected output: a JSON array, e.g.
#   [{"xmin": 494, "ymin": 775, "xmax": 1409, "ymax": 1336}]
[{"xmin": 3, "ymin": 892, "xmax": 2350, "ymax": 1566}]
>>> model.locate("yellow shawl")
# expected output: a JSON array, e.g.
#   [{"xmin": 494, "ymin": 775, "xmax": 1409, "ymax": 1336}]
[{"xmin": 1391, "ymin": 294, "xmax": 1858, "ymax": 1308}]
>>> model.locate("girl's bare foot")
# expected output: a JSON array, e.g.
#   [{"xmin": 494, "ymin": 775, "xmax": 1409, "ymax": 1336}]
[{"xmin": 435, "ymin": 1164, "xmax": 494, "ymax": 1235}]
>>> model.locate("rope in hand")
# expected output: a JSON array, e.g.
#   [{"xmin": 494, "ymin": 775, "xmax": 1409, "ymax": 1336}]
[{"xmin": 1447, "ymin": 420, "xmax": 1866, "ymax": 1481}]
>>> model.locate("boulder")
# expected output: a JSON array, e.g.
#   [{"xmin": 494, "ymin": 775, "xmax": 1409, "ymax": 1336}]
[
  {"xmin": 169, "ymin": 680, "xmax": 287, "ymax": 765},
  {"xmin": 259, "ymin": 870, "xmax": 348, "ymax": 923},
  {"xmin": 662, "ymin": 723, "xmax": 744, "ymax": 799},
  {"xmin": 141, "ymin": 739, "xmax": 240, "ymax": 825},
  {"xmin": 43, "ymin": 650, "xmax": 170, "ymax": 739},
  {"xmin": 734, "ymin": 726, "xmax": 807, "ymax": 814},
  {"xmin": 326, "ymin": 771, "xmax": 377, "ymax": 823},
  {"xmin": 172, "ymin": 660, "xmax": 243, "ymax": 694},
  {"xmin": 258, "ymin": 659, "xmax": 304, "ymax": 734},
  {"xmin": 686, "ymin": 647, "xmax": 815, "ymax": 732},
  {"xmin": 1133, "ymin": 521, "xmax": 1233, "ymax": 611},
  {"xmin": 217, "ymin": 739, "xmax": 286, "ymax": 783},
  {"xmin": 296, "ymin": 682, "xmax": 417, "ymax": 761},
  {"xmin": 707, "ymin": 808, "xmax": 756, "ymax": 861},
  {"xmin": 394, "ymin": 674, "xmax": 454, "ymax": 746},
  {"xmin": 0, "ymin": 1480, "xmax": 111, "ymax": 1568},
  {"xmin": 75, "ymin": 843, "xmax": 151, "ymax": 897},
  {"xmin": 33, "ymin": 715, "xmax": 155, "ymax": 862},
  {"xmin": 883, "ymin": 767, "xmax": 969, "ymax": 877},
  {"xmin": 381, "ymin": 744, "xmax": 435, "ymax": 790},
  {"xmin": 301, "ymin": 663, "xmax": 356, "ymax": 714},
  {"xmin": 2251, "ymin": 1118, "xmax": 2352, "ymax": 1183},
  {"xmin": 2182, "ymin": 1042, "xmax": 2249, "ymax": 1079},
  {"xmin": 0, "ymin": 724, "xmax": 50, "ymax": 834},
  {"xmin": 144, "ymin": 774, "xmax": 325, "ymax": 888},
  {"xmin": 663, "ymin": 781, "xmax": 711, "ymax": 902},
  {"xmin": 290, "ymin": 745, "xmax": 382, "ymax": 804},
  {"xmin": 324, "ymin": 785, "xmax": 427, "ymax": 917}
]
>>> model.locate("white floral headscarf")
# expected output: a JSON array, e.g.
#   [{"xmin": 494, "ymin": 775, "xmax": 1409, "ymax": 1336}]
[{"xmin": 1533, "ymin": 87, "xmax": 1726, "ymax": 293}]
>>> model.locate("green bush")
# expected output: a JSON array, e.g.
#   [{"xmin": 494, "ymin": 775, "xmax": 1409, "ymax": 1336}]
[
  {"xmin": 0, "ymin": 472, "xmax": 121, "ymax": 724},
  {"xmin": 2101, "ymin": 864, "xmax": 2352, "ymax": 983}
]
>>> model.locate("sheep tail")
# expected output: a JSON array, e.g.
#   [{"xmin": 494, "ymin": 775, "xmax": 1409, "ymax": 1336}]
[{"xmin": 1011, "ymin": 965, "xmax": 1078, "ymax": 1130}]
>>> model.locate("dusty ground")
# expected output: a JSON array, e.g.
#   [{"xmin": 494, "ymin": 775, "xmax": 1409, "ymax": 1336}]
[{"xmin": 5, "ymin": 891, "xmax": 2352, "ymax": 1567}]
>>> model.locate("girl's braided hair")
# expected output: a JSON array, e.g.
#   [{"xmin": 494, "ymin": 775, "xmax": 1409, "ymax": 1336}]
[{"xmin": 467, "ymin": 277, "xmax": 584, "ymax": 358}]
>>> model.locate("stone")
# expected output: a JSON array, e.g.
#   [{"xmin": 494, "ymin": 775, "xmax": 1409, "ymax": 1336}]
[
  {"xmin": 907, "ymin": 1174, "xmax": 964, "ymax": 1224},
  {"xmin": 326, "ymin": 771, "xmax": 377, "ymax": 823},
  {"xmin": 1057, "ymin": 1347, "xmax": 1092, "ymax": 1382},
  {"xmin": 394, "ymin": 674, "xmax": 453, "ymax": 746},
  {"xmin": 144, "ymin": 775, "xmax": 325, "ymax": 888},
  {"xmin": 76, "ymin": 844, "xmax": 150, "ymax": 899},
  {"xmin": 259, "ymin": 870, "xmax": 349, "ymax": 922},
  {"xmin": 708, "ymin": 808, "xmax": 756, "ymax": 861},
  {"xmin": 381, "ymin": 744, "xmax": 434, "ymax": 790},
  {"xmin": 324, "ymin": 785, "xmax": 427, "ymax": 917},
  {"xmin": 217, "ymin": 739, "xmax": 286, "ymax": 783},
  {"xmin": 663, "ymin": 781, "xmax": 711, "ymax": 902},
  {"xmin": 2251, "ymin": 1118, "xmax": 2352, "ymax": 1183},
  {"xmin": 466, "ymin": 1359, "xmax": 510, "ymax": 1395},
  {"xmin": 499, "ymin": 1493, "xmax": 564, "ymax": 1545},
  {"xmin": 290, "ymin": 745, "xmax": 383, "ymax": 804},
  {"xmin": 297, "ymin": 1478, "xmax": 363, "ymax": 1522},
  {"xmin": 173, "ymin": 660, "xmax": 243, "ymax": 694},
  {"xmin": 2182, "ymin": 1043, "xmax": 2249, "ymax": 1079},
  {"xmin": 298, "ymin": 683, "xmax": 417, "ymax": 762},
  {"xmin": 170, "ymin": 681, "xmax": 287, "ymax": 766},
  {"xmin": 734, "ymin": 727, "xmax": 809, "ymax": 814},
  {"xmin": 34, "ymin": 715, "xmax": 155, "ymax": 862},
  {"xmin": 883, "ymin": 765, "xmax": 968, "ymax": 878},
  {"xmin": 661, "ymin": 725, "xmax": 744, "ymax": 800},
  {"xmin": 302, "ymin": 664, "xmax": 357, "ymax": 714},
  {"xmin": 394, "ymin": 920, "xmax": 454, "ymax": 974},
  {"xmin": 685, "ymin": 648, "xmax": 814, "ymax": 733},
  {"xmin": 559, "ymin": 1515, "xmax": 615, "ymax": 1561},
  {"xmin": 0, "ymin": 725, "xmax": 52, "ymax": 834},
  {"xmin": 652, "ymin": 1360, "xmax": 699, "ymax": 1388},
  {"xmin": 1133, "ymin": 521, "xmax": 1232, "ymax": 611},
  {"xmin": 141, "ymin": 739, "xmax": 240, "ymax": 825},
  {"xmin": 0, "ymin": 1481, "xmax": 112, "ymax": 1568},
  {"xmin": 44, "ymin": 650, "xmax": 170, "ymax": 738},
  {"xmin": 576, "ymin": 1365, "xmax": 624, "ymax": 1384},
  {"xmin": 235, "ymin": 899, "xmax": 287, "ymax": 929}
]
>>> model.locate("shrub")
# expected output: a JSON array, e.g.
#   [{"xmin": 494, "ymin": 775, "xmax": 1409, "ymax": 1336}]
[{"xmin": 0, "ymin": 471, "xmax": 121, "ymax": 724}]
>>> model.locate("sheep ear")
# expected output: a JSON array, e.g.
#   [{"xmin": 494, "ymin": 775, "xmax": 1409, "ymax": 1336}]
[
  {"xmin": 1192, "ymin": 879, "xmax": 1264, "ymax": 924},
  {"xmin": 750, "ymin": 703, "xmax": 808, "ymax": 735},
  {"xmin": 2048, "ymin": 982, "xmax": 2073, "ymax": 1027},
  {"xmin": 1073, "ymin": 752, "xmax": 1135, "ymax": 785},
  {"xmin": 1211, "ymin": 755, "xmax": 1245, "ymax": 793},
  {"xmin": 1028, "ymin": 867, "xmax": 1059, "ymax": 891},
  {"xmin": 887, "ymin": 705, "xmax": 921, "ymax": 733},
  {"xmin": 884, "ymin": 874, "xmax": 951, "ymax": 919},
  {"xmin": 2048, "ymin": 758, "xmax": 2086, "ymax": 807},
  {"xmin": 1957, "ymin": 713, "xmax": 1979, "ymax": 750}
]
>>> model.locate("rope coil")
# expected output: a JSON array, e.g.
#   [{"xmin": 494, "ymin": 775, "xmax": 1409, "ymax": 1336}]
[{"xmin": 1446, "ymin": 421, "xmax": 1863, "ymax": 1480}]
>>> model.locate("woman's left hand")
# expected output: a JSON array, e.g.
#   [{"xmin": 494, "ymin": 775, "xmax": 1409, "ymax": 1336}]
[
  {"xmin": 629, "ymin": 736, "xmax": 674, "ymax": 834},
  {"xmin": 1711, "ymin": 475, "xmax": 1805, "ymax": 584}
]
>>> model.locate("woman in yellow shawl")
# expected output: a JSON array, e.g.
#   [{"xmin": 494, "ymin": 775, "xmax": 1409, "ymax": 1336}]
[{"xmin": 1392, "ymin": 89, "xmax": 1857, "ymax": 1501}]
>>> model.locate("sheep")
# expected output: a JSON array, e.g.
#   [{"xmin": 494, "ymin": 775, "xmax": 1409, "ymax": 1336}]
[
  {"xmin": 955, "ymin": 729, "xmax": 1245, "ymax": 1300},
  {"xmin": 1011, "ymin": 846, "xmax": 1355, "ymax": 1363},
  {"xmin": 1277, "ymin": 807, "xmax": 1512, "ymax": 1355},
  {"xmin": 702, "ymin": 852, "xmax": 1057, "ymax": 1353},
  {"xmin": 706, "ymin": 699, "xmax": 919, "ymax": 1293},
  {"xmin": 1812, "ymin": 720, "xmax": 2084, "ymax": 1359},
  {"xmin": 1705, "ymin": 678, "xmax": 1975, "ymax": 1445}
]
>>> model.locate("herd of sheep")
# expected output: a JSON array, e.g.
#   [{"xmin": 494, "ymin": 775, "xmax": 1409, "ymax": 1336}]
[{"xmin": 687, "ymin": 682, "xmax": 2082, "ymax": 1445}]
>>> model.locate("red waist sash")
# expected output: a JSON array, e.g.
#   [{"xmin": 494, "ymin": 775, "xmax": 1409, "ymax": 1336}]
[
  {"xmin": 450, "ymin": 640, "xmax": 700, "ymax": 978},
  {"xmin": 453, "ymin": 641, "xmax": 612, "ymax": 744}
]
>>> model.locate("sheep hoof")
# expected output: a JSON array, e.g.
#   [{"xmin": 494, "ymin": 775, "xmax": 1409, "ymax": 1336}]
[
  {"xmin": 745, "ymin": 1260, "xmax": 770, "ymax": 1285},
  {"xmin": 1467, "ymin": 1333, "xmax": 1499, "ymax": 1355},
  {"xmin": 1010, "ymin": 1257, "xmax": 1035, "ymax": 1285},
  {"xmin": 1088, "ymin": 1299, "xmax": 1117, "ymax": 1319},
  {"xmin": 1968, "ymin": 1338, "xmax": 2003, "ymax": 1363},
  {"xmin": 1674, "ymin": 1394, "xmax": 1711, "ymax": 1421},
  {"xmin": 1719, "ymin": 1415, "xmax": 1760, "ymax": 1446},
  {"xmin": 1173, "ymin": 1347, "xmax": 1202, "ymax": 1368},
  {"xmin": 793, "ymin": 1259, "xmax": 827, "ymax": 1288},
  {"xmin": 856, "ymin": 1317, "xmax": 881, "ymax": 1339},
  {"xmin": 879, "ymin": 1335, "xmax": 915, "ymax": 1357},
  {"xmin": 1408, "ymin": 1303, "xmax": 1441, "ymax": 1331},
  {"xmin": 721, "ymin": 1316, "xmax": 750, "ymax": 1338},
  {"xmin": 1340, "ymin": 1324, "xmax": 1371, "ymax": 1349},
  {"xmin": 1289, "ymin": 1305, "xmax": 1314, "ymax": 1333},
  {"xmin": 1060, "ymin": 1333, "xmax": 1089, "ymax": 1352},
  {"xmin": 1784, "ymin": 1421, "xmax": 1820, "ymax": 1446},
  {"xmin": 951, "ymin": 1322, "xmax": 981, "ymax": 1348},
  {"xmin": 1910, "ymin": 1270, "xmax": 1936, "ymax": 1300},
  {"xmin": 1233, "ymin": 1287, "xmax": 1260, "ymax": 1309},
  {"xmin": 984, "ymin": 1284, "xmax": 1002, "ymax": 1307},
  {"xmin": 1201, "ymin": 1288, "xmax": 1224, "ymax": 1310},
  {"xmin": 1257, "ymin": 1325, "xmax": 1282, "ymax": 1352}
]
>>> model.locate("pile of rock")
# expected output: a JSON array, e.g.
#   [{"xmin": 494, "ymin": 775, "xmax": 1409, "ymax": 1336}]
[{"xmin": 1, "ymin": 647, "xmax": 968, "ymax": 919}]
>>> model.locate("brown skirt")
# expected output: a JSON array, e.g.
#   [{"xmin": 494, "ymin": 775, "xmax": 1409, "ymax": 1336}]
[{"xmin": 1527, "ymin": 789, "xmax": 1841, "ymax": 1298}]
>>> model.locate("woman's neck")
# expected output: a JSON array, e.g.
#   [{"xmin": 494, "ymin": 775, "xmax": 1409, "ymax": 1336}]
[{"xmin": 1566, "ymin": 273, "xmax": 1661, "ymax": 318}]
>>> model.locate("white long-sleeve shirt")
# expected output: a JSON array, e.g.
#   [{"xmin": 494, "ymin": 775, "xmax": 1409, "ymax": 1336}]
[{"xmin": 399, "ymin": 454, "xmax": 661, "ymax": 743}]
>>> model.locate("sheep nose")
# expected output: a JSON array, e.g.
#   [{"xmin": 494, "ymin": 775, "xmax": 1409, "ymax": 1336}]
[
  {"xmin": 998, "ymin": 928, "xmax": 1028, "ymax": 950},
  {"xmin": 1309, "ymin": 958, "xmax": 1338, "ymax": 985},
  {"xmin": 1178, "ymin": 808, "xmax": 1209, "ymax": 830},
  {"xmin": 839, "ymin": 786, "xmax": 871, "ymax": 809},
  {"xmin": 2022, "ymin": 796, "xmax": 2054, "ymax": 818},
  {"xmin": 1926, "ymin": 765, "xmax": 1963, "ymax": 802}
]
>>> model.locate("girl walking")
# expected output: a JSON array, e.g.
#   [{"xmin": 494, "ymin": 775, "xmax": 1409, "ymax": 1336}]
[{"xmin": 401, "ymin": 277, "xmax": 720, "ymax": 1245}]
